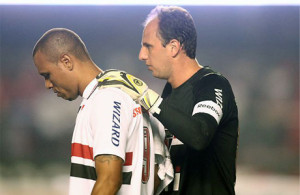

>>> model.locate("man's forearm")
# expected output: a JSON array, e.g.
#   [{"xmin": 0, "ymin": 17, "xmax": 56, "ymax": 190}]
[
  {"xmin": 155, "ymin": 101, "xmax": 218, "ymax": 151},
  {"xmin": 91, "ymin": 179, "xmax": 121, "ymax": 195}
]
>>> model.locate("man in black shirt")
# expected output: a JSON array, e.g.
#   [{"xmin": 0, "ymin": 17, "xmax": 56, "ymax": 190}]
[
  {"xmin": 157, "ymin": 67, "xmax": 238, "ymax": 195},
  {"xmin": 99, "ymin": 5, "xmax": 239, "ymax": 195}
]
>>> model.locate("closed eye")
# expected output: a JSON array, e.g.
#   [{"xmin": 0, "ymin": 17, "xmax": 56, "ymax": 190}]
[
  {"xmin": 143, "ymin": 43, "xmax": 152, "ymax": 49},
  {"xmin": 40, "ymin": 73, "xmax": 50, "ymax": 80}
]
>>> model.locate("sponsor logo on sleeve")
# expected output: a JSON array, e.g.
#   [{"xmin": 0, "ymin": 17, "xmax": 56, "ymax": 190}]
[
  {"xmin": 133, "ymin": 107, "xmax": 142, "ymax": 117},
  {"xmin": 192, "ymin": 100, "xmax": 223, "ymax": 124},
  {"xmin": 111, "ymin": 101, "xmax": 121, "ymax": 146}
]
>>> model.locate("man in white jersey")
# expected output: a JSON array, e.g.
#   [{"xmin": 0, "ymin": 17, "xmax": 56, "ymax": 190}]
[{"xmin": 32, "ymin": 28, "xmax": 173, "ymax": 195}]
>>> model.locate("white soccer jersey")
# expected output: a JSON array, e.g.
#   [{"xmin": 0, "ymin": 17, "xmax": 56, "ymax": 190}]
[{"xmin": 69, "ymin": 77, "xmax": 172, "ymax": 195}]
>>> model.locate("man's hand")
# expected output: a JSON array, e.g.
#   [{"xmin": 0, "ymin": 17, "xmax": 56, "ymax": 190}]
[{"xmin": 97, "ymin": 69, "xmax": 162, "ymax": 114}]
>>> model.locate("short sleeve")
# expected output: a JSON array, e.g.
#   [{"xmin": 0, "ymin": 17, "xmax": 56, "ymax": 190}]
[{"xmin": 89, "ymin": 88, "xmax": 133, "ymax": 161}]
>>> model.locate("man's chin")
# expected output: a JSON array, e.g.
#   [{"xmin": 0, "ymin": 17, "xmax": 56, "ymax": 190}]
[
  {"xmin": 66, "ymin": 95, "xmax": 78, "ymax": 101},
  {"xmin": 152, "ymin": 72, "xmax": 162, "ymax": 79},
  {"xmin": 64, "ymin": 96, "xmax": 76, "ymax": 101},
  {"xmin": 56, "ymin": 92, "xmax": 77, "ymax": 101},
  {"xmin": 151, "ymin": 71, "xmax": 158, "ymax": 78},
  {"xmin": 58, "ymin": 94, "xmax": 74, "ymax": 101}
]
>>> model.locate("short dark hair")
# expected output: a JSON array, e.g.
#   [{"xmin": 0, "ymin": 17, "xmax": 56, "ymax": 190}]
[
  {"xmin": 32, "ymin": 28, "xmax": 91, "ymax": 63},
  {"xmin": 144, "ymin": 6, "xmax": 197, "ymax": 59}
]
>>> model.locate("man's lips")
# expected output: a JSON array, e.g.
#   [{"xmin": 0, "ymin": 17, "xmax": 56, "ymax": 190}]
[
  {"xmin": 146, "ymin": 64, "xmax": 152, "ymax": 70},
  {"xmin": 53, "ymin": 90, "xmax": 61, "ymax": 97}
]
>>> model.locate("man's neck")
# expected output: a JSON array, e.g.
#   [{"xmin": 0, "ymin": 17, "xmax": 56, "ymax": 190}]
[
  {"xmin": 78, "ymin": 62, "xmax": 102, "ymax": 96},
  {"xmin": 168, "ymin": 58, "xmax": 202, "ymax": 89}
]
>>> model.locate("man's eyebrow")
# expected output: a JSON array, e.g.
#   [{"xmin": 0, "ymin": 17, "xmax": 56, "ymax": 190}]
[{"xmin": 142, "ymin": 42, "xmax": 152, "ymax": 47}]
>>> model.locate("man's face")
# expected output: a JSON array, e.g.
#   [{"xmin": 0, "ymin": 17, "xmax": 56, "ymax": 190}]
[
  {"xmin": 33, "ymin": 51, "xmax": 79, "ymax": 101},
  {"xmin": 139, "ymin": 18, "xmax": 172, "ymax": 79}
]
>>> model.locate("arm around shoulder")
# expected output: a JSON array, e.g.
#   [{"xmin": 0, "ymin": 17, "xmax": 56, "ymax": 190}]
[{"xmin": 156, "ymin": 99, "xmax": 218, "ymax": 151}]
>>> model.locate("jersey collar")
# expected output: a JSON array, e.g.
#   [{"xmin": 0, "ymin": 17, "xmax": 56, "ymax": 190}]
[{"xmin": 82, "ymin": 78, "xmax": 98, "ymax": 99}]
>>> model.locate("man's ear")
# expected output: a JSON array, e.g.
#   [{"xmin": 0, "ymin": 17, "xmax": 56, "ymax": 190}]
[
  {"xmin": 169, "ymin": 39, "xmax": 182, "ymax": 58},
  {"xmin": 60, "ymin": 54, "xmax": 73, "ymax": 71}
]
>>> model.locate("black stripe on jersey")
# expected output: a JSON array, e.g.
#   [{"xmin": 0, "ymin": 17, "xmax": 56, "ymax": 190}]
[
  {"xmin": 122, "ymin": 171, "xmax": 132, "ymax": 185},
  {"xmin": 71, "ymin": 163, "xmax": 97, "ymax": 180},
  {"xmin": 71, "ymin": 163, "xmax": 132, "ymax": 184}
]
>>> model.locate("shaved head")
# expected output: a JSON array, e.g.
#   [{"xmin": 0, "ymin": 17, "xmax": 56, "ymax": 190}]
[{"xmin": 33, "ymin": 28, "xmax": 91, "ymax": 63}]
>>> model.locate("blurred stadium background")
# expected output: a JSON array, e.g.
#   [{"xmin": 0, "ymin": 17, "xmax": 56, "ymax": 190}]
[{"xmin": 0, "ymin": 5, "xmax": 299, "ymax": 195}]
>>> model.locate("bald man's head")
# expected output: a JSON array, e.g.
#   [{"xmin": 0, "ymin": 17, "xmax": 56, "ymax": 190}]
[{"xmin": 33, "ymin": 28, "xmax": 91, "ymax": 63}]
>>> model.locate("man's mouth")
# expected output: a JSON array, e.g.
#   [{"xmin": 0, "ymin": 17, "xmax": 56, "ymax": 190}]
[
  {"xmin": 146, "ymin": 65, "xmax": 153, "ymax": 71},
  {"xmin": 53, "ymin": 90, "xmax": 61, "ymax": 97}
]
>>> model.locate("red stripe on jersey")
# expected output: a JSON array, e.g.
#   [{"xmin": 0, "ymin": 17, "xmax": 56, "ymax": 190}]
[
  {"xmin": 124, "ymin": 152, "xmax": 133, "ymax": 166},
  {"xmin": 175, "ymin": 166, "xmax": 181, "ymax": 173},
  {"xmin": 71, "ymin": 143, "xmax": 94, "ymax": 160}
]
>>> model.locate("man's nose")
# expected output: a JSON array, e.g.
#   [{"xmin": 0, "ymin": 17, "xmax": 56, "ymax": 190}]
[
  {"xmin": 139, "ymin": 47, "xmax": 147, "ymax": 61},
  {"xmin": 45, "ymin": 79, "xmax": 53, "ymax": 89}
]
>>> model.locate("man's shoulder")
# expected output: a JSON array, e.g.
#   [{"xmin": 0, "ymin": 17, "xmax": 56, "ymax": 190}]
[
  {"xmin": 197, "ymin": 66, "xmax": 222, "ymax": 79},
  {"xmin": 194, "ymin": 67, "xmax": 230, "ymax": 86},
  {"xmin": 91, "ymin": 87, "xmax": 136, "ymax": 105},
  {"xmin": 85, "ymin": 87, "xmax": 141, "ymax": 119},
  {"xmin": 95, "ymin": 87, "xmax": 133, "ymax": 101}
]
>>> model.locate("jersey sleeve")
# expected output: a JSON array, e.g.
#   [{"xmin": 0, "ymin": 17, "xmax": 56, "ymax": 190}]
[
  {"xmin": 89, "ymin": 88, "xmax": 133, "ymax": 161},
  {"xmin": 155, "ymin": 74, "xmax": 231, "ymax": 151},
  {"xmin": 192, "ymin": 74, "xmax": 229, "ymax": 124}
]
